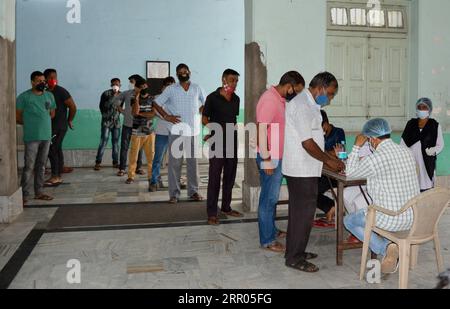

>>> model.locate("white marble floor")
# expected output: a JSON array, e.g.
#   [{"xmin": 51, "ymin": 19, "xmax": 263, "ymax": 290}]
[{"xmin": 5, "ymin": 212, "xmax": 450, "ymax": 289}]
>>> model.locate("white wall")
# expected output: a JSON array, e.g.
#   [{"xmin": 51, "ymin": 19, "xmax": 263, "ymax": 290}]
[
  {"xmin": 0, "ymin": 0, "xmax": 15, "ymax": 41},
  {"xmin": 417, "ymin": 0, "xmax": 450, "ymax": 131},
  {"xmin": 247, "ymin": 0, "xmax": 327, "ymax": 86}
]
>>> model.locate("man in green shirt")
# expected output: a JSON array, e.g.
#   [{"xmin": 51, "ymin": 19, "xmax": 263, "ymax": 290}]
[{"xmin": 16, "ymin": 71, "xmax": 57, "ymax": 203}]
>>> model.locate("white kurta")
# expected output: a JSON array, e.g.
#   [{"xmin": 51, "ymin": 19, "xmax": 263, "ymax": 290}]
[{"xmin": 401, "ymin": 124, "xmax": 445, "ymax": 191}]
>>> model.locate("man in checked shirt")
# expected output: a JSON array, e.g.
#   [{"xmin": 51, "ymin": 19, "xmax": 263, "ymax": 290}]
[{"xmin": 344, "ymin": 118, "xmax": 420, "ymax": 274}]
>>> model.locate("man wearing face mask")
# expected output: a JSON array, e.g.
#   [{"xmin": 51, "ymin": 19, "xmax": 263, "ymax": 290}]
[
  {"xmin": 114, "ymin": 75, "xmax": 145, "ymax": 177},
  {"xmin": 344, "ymin": 118, "xmax": 420, "ymax": 274},
  {"xmin": 16, "ymin": 71, "xmax": 57, "ymax": 204},
  {"xmin": 44, "ymin": 68, "xmax": 77, "ymax": 186},
  {"xmin": 202, "ymin": 69, "xmax": 242, "ymax": 225},
  {"xmin": 255, "ymin": 71, "xmax": 305, "ymax": 252},
  {"xmin": 153, "ymin": 64, "xmax": 206, "ymax": 204},
  {"xmin": 282, "ymin": 72, "xmax": 344, "ymax": 273},
  {"xmin": 94, "ymin": 78, "xmax": 122, "ymax": 170},
  {"xmin": 401, "ymin": 98, "xmax": 445, "ymax": 192}
]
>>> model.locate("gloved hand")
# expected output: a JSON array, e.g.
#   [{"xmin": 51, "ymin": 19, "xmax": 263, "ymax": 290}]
[{"xmin": 425, "ymin": 147, "xmax": 437, "ymax": 157}]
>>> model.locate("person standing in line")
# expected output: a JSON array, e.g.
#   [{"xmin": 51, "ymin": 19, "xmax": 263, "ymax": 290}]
[
  {"xmin": 43, "ymin": 68, "xmax": 77, "ymax": 186},
  {"xmin": 282, "ymin": 72, "xmax": 344, "ymax": 273},
  {"xmin": 114, "ymin": 75, "xmax": 146, "ymax": 176},
  {"xmin": 256, "ymin": 71, "xmax": 305, "ymax": 252},
  {"xmin": 203, "ymin": 69, "xmax": 244, "ymax": 225},
  {"xmin": 16, "ymin": 71, "xmax": 57, "ymax": 203},
  {"xmin": 153, "ymin": 64, "xmax": 205, "ymax": 204},
  {"xmin": 94, "ymin": 78, "xmax": 122, "ymax": 170}
]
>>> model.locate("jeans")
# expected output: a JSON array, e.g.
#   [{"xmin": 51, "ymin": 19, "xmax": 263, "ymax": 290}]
[
  {"xmin": 128, "ymin": 134, "xmax": 155, "ymax": 180},
  {"xmin": 119, "ymin": 126, "xmax": 143, "ymax": 171},
  {"xmin": 96, "ymin": 125, "xmax": 120, "ymax": 165},
  {"xmin": 151, "ymin": 134, "xmax": 169, "ymax": 185},
  {"xmin": 344, "ymin": 209, "xmax": 390, "ymax": 256},
  {"xmin": 256, "ymin": 154, "xmax": 284, "ymax": 247},
  {"xmin": 22, "ymin": 141, "xmax": 51, "ymax": 198},
  {"xmin": 48, "ymin": 129, "xmax": 67, "ymax": 177}
]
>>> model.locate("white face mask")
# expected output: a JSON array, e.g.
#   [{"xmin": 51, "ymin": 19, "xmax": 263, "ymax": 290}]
[
  {"xmin": 128, "ymin": 82, "xmax": 135, "ymax": 90},
  {"xmin": 417, "ymin": 110, "xmax": 430, "ymax": 120},
  {"xmin": 112, "ymin": 85, "xmax": 120, "ymax": 93}
]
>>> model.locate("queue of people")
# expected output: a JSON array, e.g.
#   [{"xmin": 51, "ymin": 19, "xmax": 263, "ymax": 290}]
[{"xmin": 16, "ymin": 65, "xmax": 445, "ymax": 276}]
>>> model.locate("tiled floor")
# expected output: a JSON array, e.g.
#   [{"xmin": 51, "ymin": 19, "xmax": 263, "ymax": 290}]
[
  {"xmin": 1, "ymin": 164, "xmax": 450, "ymax": 289},
  {"xmin": 7, "ymin": 216, "xmax": 450, "ymax": 289},
  {"xmin": 27, "ymin": 162, "xmax": 244, "ymax": 206}
]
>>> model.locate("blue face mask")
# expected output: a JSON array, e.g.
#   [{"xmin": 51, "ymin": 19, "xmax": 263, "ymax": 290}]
[
  {"xmin": 316, "ymin": 91, "xmax": 329, "ymax": 107},
  {"xmin": 416, "ymin": 110, "xmax": 430, "ymax": 120}
]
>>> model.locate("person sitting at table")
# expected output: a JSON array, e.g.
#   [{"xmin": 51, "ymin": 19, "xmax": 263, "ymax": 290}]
[
  {"xmin": 313, "ymin": 110, "xmax": 346, "ymax": 228},
  {"xmin": 344, "ymin": 118, "xmax": 420, "ymax": 274},
  {"xmin": 401, "ymin": 97, "xmax": 445, "ymax": 192}
]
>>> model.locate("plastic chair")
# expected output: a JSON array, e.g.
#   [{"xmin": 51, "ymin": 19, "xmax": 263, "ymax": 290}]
[{"xmin": 359, "ymin": 188, "xmax": 450, "ymax": 289}]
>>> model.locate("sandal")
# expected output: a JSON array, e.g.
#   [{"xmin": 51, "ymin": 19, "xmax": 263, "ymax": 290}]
[
  {"xmin": 222, "ymin": 210, "xmax": 244, "ymax": 218},
  {"xmin": 313, "ymin": 218, "xmax": 335, "ymax": 228},
  {"xmin": 34, "ymin": 194, "xmax": 54, "ymax": 201},
  {"xmin": 303, "ymin": 252, "xmax": 318, "ymax": 260},
  {"xmin": 263, "ymin": 241, "xmax": 285, "ymax": 253},
  {"xmin": 286, "ymin": 260, "xmax": 319, "ymax": 273},
  {"xmin": 207, "ymin": 216, "xmax": 220, "ymax": 226},
  {"xmin": 117, "ymin": 170, "xmax": 126, "ymax": 177},
  {"xmin": 125, "ymin": 178, "xmax": 134, "ymax": 184},
  {"xmin": 277, "ymin": 230, "xmax": 288, "ymax": 239},
  {"xmin": 190, "ymin": 193, "xmax": 204, "ymax": 202}
]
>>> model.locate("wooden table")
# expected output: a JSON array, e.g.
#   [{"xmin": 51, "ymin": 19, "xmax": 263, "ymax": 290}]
[{"xmin": 322, "ymin": 168, "xmax": 367, "ymax": 266}]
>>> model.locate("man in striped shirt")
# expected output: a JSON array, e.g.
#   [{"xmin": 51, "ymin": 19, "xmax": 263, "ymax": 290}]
[{"xmin": 344, "ymin": 118, "xmax": 420, "ymax": 274}]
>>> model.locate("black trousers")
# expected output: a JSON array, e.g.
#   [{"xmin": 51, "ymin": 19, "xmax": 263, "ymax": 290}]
[
  {"xmin": 48, "ymin": 129, "xmax": 67, "ymax": 177},
  {"xmin": 206, "ymin": 158, "xmax": 238, "ymax": 217},
  {"xmin": 317, "ymin": 176, "xmax": 337, "ymax": 215},
  {"xmin": 119, "ymin": 126, "xmax": 143, "ymax": 171},
  {"xmin": 285, "ymin": 176, "xmax": 319, "ymax": 265}
]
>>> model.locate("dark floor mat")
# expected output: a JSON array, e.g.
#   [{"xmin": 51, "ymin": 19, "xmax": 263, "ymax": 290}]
[{"xmin": 46, "ymin": 201, "xmax": 227, "ymax": 231}]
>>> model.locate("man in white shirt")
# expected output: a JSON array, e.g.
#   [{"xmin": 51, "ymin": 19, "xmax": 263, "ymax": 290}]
[
  {"xmin": 283, "ymin": 72, "xmax": 344, "ymax": 273},
  {"xmin": 344, "ymin": 118, "xmax": 420, "ymax": 274},
  {"xmin": 153, "ymin": 64, "xmax": 205, "ymax": 204}
]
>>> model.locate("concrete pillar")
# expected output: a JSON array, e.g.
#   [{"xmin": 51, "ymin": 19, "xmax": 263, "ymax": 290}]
[
  {"xmin": 242, "ymin": 0, "xmax": 266, "ymax": 212},
  {"xmin": 0, "ymin": 0, "xmax": 22, "ymax": 223}
]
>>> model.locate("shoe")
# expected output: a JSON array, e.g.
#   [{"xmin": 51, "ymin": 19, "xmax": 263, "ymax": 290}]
[
  {"xmin": 94, "ymin": 164, "xmax": 101, "ymax": 171},
  {"xmin": 169, "ymin": 197, "xmax": 178, "ymax": 204},
  {"xmin": 117, "ymin": 170, "xmax": 126, "ymax": 177},
  {"xmin": 149, "ymin": 183, "xmax": 157, "ymax": 192},
  {"xmin": 136, "ymin": 169, "xmax": 146, "ymax": 176},
  {"xmin": 263, "ymin": 242, "xmax": 285, "ymax": 253},
  {"xmin": 207, "ymin": 216, "xmax": 220, "ymax": 226},
  {"xmin": 381, "ymin": 243, "xmax": 399, "ymax": 274}
]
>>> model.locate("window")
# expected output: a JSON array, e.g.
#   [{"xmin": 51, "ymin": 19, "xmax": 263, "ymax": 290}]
[
  {"xmin": 331, "ymin": 7, "xmax": 348, "ymax": 26},
  {"xmin": 388, "ymin": 11, "xmax": 404, "ymax": 28},
  {"xmin": 367, "ymin": 9, "xmax": 385, "ymax": 27},
  {"xmin": 350, "ymin": 8, "xmax": 366, "ymax": 26},
  {"xmin": 327, "ymin": 2, "xmax": 407, "ymax": 34}
]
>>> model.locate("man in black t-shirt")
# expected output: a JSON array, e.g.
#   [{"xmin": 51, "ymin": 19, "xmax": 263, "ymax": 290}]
[
  {"xmin": 44, "ymin": 69, "xmax": 77, "ymax": 186},
  {"xmin": 202, "ymin": 69, "xmax": 243, "ymax": 226}
]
